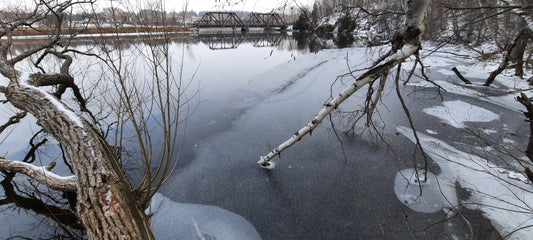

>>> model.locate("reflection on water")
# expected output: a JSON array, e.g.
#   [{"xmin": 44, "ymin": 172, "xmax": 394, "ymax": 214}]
[
  {"xmin": 0, "ymin": 173, "xmax": 83, "ymax": 239},
  {"xmin": 7, "ymin": 31, "xmax": 359, "ymax": 55},
  {"xmin": 198, "ymin": 32, "xmax": 288, "ymax": 50},
  {"xmin": 196, "ymin": 32, "xmax": 356, "ymax": 51}
]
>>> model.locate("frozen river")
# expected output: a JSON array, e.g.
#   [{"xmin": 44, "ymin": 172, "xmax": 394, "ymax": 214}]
[{"xmin": 1, "ymin": 33, "xmax": 532, "ymax": 239}]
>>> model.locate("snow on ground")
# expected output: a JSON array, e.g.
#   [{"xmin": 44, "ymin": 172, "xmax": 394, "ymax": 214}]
[
  {"xmin": 422, "ymin": 100, "xmax": 499, "ymax": 128},
  {"xmin": 414, "ymin": 44, "xmax": 533, "ymax": 112},
  {"xmin": 318, "ymin": 12, "xmax": 343, "ymax": 27},
  {"xmin": 396, "ymin": 126, "xmax": 533, "ymax": 240},
  {"xmin": 148, "ymin": 193, "xmax": 262, "ymax": 240}
]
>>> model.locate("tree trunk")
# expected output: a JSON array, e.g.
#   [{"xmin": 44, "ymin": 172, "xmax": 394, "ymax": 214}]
[
  {"xmin": 517, "ymin": 93, "xmax": 533, "ymax": 161},
  {"xmin": 516, "ymin": 93, "xmax": 533, "ymax": 183},
  {"xmin": 484, "ymin": 29, "xmax": 529, "ymax": 86},
  {"xmin": 2, "ymin": 79, "xmax": 154, "ymax": 239},
  {"xmin": 511, "ymin": 29, "xmax": 531, "ymax": 78}
]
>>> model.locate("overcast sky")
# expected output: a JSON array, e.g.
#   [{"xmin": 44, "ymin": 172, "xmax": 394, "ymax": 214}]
[
  {"xmin": 159, "ymin": 0, "xmax": 314, "ymax": 12},
  {"xmin": 3, "ymin": 0, "xmax": 315, "ymax": 13}
]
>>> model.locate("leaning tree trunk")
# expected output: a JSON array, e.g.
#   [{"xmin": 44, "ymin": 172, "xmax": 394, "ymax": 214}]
[{"xmin": 1, "ymin": 75, "xmax": 154, "ymax": 239}]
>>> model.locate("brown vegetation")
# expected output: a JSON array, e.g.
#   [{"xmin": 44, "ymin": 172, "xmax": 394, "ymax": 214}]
[{"xmin": 9, "ymin": 25, "xmax": 189, "ymax": 37}]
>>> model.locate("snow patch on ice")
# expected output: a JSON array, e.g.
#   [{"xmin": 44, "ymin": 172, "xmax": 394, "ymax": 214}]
[
  {"xmin": 423, "ymin": 100, "xmax": 499, "ymax": 128},
  {"xmin": 484, "ymin": 93, "xmax": 531, "ymax": 113},
  {"xmin": 503, "ymin": 138, "xmax": 515, "ymax": 144},
  {"xmin": 406, "ymin": 79, "xmax": 529, "ymax": 112},
  {"xmin": 426, "ymin": 129, "xmax": 438, "ymax": 135},
  {"xmin": 406, "ymin": 80, "xmax": 484, "ymax": 97},
  {"xmin": 396, "ymin": 126, "xmax": 533, "ymax": 239},
  {"xmin": 474, "ymin": 146, "xmax": 494, "ymax": 152},
  {"xmin": 394, "ymin": 168, "xmax": 457, "ymax": 213},
  {"xmin": 502, "ymin": 170, "xmax": 530, "ymax": 184},
  {"xmin": 482, "ymin": 128, "xmax": 498, "ymax": 134},
  {"xmin": 148, "ymin": 193, "xmax": 262, "ymax": 240}
]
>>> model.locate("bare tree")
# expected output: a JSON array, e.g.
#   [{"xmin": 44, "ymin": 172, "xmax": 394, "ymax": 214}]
[
  {"xmin": 442, "ymin": 0, "xmax": 533, "ymax": 86},
  {"xmin": 91, "ymin": 0, "xmax": 196, "ymax": 210},
  {"xmin": 0, "ymin": 0, "xmax": 191, "ymax": 238}
]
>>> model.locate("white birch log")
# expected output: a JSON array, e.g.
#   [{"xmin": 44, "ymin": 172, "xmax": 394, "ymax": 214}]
[
  {"xmin": 258, "ymin": 0, "xmax": 431, "ymax": 166},
  {"xmin": 0, "ymin": 158, "xmax": 77, "ymax": 192}
]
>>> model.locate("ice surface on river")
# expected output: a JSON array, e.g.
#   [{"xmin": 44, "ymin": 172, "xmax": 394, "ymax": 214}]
[
  {"xmin": 422, "ymin": 100, "xmax": 499, "ymax": 128},
  {"xmin": 396, "ymin": 126, "xmax": 533, "ymax": 240},
  {"xmin": 149, "ymin": 193, "xmax": 262, "ymax": 240}
]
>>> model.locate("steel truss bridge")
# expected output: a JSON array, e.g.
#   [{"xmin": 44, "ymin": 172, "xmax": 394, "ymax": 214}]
[
  {"xmin": 196, "ymin": 12, "xmax": 287, "ymax": 29},
  {"xmin": 197, "ymin": 33, "xmax": 288, "ymax": 50}
]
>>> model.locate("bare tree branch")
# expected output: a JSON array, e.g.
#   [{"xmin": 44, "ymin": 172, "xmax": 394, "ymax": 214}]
[
  {"xmin": 0, "ymin": 158, "xmax": 76, "ymax": 192},
  {"xmin": 451, "ymin": 67, "xmax": 473, "ymax": 84},
  {"xmin": 22, "ymin": 130, "xmax": 48, "ymax": 164},
  {"xmin": 0, "ymin": 112, "xmax": 26, "ymax": 134}
]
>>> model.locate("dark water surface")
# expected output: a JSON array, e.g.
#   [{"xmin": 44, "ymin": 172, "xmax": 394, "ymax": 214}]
[{"xmin": 0, "ymin": 33, "xmax": 511, "ymax": 239}]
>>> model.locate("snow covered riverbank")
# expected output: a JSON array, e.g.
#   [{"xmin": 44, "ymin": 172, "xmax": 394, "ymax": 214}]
[{"xmin": 395, "ymin": 44, "xmax": 533, "ymax": 239}]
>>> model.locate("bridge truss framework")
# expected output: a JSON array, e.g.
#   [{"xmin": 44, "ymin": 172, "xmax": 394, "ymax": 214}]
[{"xmin": 196, "ymin": 12, "xmax": 287, "ymax": 29}]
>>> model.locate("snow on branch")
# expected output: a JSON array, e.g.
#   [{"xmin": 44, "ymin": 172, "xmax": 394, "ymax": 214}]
[
  {"xmin": 0, "ymin": 158, "xmax": 77, "ymax": 192},
  {"xmin": 18, "ymin": 72, "xmax": 85, "ymax": 128}
]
